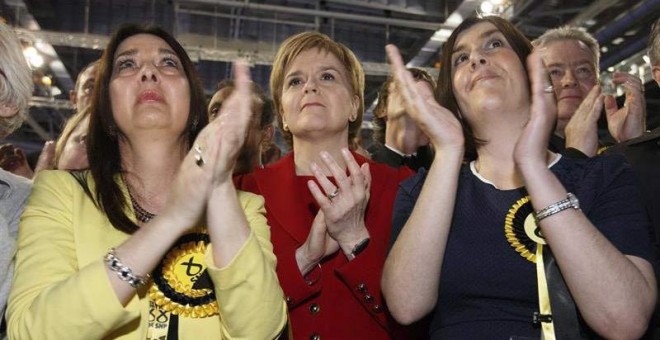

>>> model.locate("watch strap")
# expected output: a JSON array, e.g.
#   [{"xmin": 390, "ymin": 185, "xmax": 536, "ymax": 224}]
[{"xmin": 347, "ymin": 237, "xmax": 370, "ymax": 260}]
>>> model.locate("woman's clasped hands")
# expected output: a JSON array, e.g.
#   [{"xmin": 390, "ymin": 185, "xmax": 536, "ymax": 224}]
[
  {"xmin": 296, "ymin": 148, "xmax": 372, "ymax": 274},
  {"xmin": 160, "ymin": 60, "xmax": 255, "ymax": 233}
]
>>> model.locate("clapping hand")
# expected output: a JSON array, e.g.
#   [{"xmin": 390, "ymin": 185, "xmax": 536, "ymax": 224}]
[
  {"xmin": 604, "ymin": 72, "xmax": 645, "ymax": 142},
  {"xmin": 564, "ymin": 85, "xmax": 603, "ymax": 157},
  {"xmin": 513, "ymin": 51, "xmax": 558, "ymax": 171},
  {"xmin": 385, "ymin": 44, "xmax": 464, "ymax": 153},
  {"xmin": 161, "ymin": 61, "xmax": 254, "ymax": 233}
]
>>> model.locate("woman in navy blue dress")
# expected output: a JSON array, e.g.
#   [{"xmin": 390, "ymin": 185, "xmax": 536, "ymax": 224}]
[{"xmin": 382, "ymin": 16, "xmax": 656, "ymax": 339}]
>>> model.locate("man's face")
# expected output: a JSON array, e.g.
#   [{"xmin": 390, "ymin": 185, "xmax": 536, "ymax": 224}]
[
  {"xmin": 541, "ymin": 40, "xmax": 598, "ymax": 132},
  {"xmin": 71, "ymin": 64, "xmax": 98, "ymax": 112}
]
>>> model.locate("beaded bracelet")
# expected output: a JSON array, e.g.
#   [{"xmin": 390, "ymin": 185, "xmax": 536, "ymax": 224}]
[{"xmin": 104, "ymin": 248, "xmax": 150, "ymax": 288}]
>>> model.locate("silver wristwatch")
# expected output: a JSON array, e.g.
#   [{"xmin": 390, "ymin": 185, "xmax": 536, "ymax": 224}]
[{"xmin": 535, "ymin": 192, "xmax": 580, "ymax": 222}]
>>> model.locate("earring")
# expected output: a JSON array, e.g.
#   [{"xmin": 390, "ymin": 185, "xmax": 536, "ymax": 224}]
[{"xmin": 283, "ymin": 123, "xmax": 289, "ymax": 132}]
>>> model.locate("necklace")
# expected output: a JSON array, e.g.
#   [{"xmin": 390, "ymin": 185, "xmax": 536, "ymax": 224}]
[{"xmin": 123, "ymin": 175, "xmax": 156, "ymax": 223}]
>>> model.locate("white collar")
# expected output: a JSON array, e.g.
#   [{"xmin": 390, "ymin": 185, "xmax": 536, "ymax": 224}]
[{"xmin": 469, "ymin": 153, "xmax": 562, "ymax": 189}]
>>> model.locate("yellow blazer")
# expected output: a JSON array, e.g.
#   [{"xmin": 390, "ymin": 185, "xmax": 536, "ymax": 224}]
[{"xmin": 7, "ymin": 170, "xmax": 286, "ymax": 339}]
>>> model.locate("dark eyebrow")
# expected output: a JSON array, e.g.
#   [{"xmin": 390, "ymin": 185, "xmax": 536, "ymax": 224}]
[
  {"xmin": 159, "ymin": 48, "xmax": 178, "ymax": 57},
  {"xmin": 114, "ymin": 48, "xmax": 178, "ymax": 60},
  {"xmin": 285, "ymin": 70, "xmax": 302, "ymax": 79},
  {"xmin": 452, "ymin": 28, "xmax": 502, "ymax": 55},
  {"xmin": 319, "ymin": 66, "xmax": 341, "ymax": 73},
  {"xmin": 114, "ymin": 48, "xmax": 138, "ymax": 60},
  {"xmin": 286, "ymin": 65, "xmax": 342, "ymax": 79}
]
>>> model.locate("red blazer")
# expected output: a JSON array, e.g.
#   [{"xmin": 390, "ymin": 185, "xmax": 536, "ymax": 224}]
[{"xmin": 235, "ymin": 152, "xmax": 413, "ymax": 339}]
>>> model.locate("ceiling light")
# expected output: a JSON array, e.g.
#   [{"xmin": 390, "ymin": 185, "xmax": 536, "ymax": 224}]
[
  {"xmin": 41, "ymin": 76, "xmax": 52, "ymax": 86},
  {"xmin": 629, "ymin": 64, "xmax": 638, "ymax": 74},
  {"xmin": 30, "ymin": 55, "xmax": 44, "ymax": 68},
  {"xmin": 601, "ymin": 46, "xmax": 608, "ymax": 53},
  {"xmin": 643, "ymin": 55, "xmax": 650, "ymax": 64},
  {"xmin": 490, "ymin": 0, "xmax": 504, "ymax": 5},
  {"xmin": 607, "ymin": 67, "xmax": 615, "ymax": 72},
  {"xmin": 611, "ymin": 37, "xmax": 625, "ymax": 45},
  {"xmin": 431, "ymin": 28, "xmax": 453, "ymax": 42},
  {"xmin": 480, "ymin": 1, "xmax": 494, "ymax": 14},
  {"xmin": 51, "ymin": 86, "xmax": 62, "ymax": 96},
  {"xmin": 23, "ymin": 46, "xmax": 38, "ymax": 58},
  {"xmin": 446, "ymin": 13, "xmax": 463, "ymax": 27},
  {"xmin": 585, "ymin": 19, "xmax": 597, "ymax": 26},
  {"xmin": 34, "ymin": 41, "xmax": 47, "ymax": 52},
  {"xmin": 22, "ymin": 46, "xmax": 44, "ymax": 68}
]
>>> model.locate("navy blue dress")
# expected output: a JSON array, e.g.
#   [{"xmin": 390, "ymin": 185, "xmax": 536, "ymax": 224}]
[{"xmin": 390, "ymin": 153, "xmax": 653, "ymax": 339}]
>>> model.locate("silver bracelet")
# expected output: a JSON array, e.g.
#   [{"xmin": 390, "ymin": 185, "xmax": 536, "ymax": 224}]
[
  {"xmin": 104, "ymin": 248, "xmax": 150, "ymax": 288},
  {"xmin": 535, "ymin": 192, "xmax": 580, "ymax": 222}
]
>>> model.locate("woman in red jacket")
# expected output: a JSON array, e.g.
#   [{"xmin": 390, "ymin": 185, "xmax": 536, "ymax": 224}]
[{"xmin": 236, "ymin": 31, "xmax": 414, "ymax": 339}]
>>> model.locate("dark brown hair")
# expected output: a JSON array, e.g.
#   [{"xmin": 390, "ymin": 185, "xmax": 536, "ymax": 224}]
[
  {"xmin": 437, "ymin": 16, "xmax": 532, "ymax": 160},
  {"xmin": 372, "ymin": 67, "xmax": 436, "ymax": 144},
  {"xmin": 84, "ymin": 23, "xmax": 207, "ymax": 234}
]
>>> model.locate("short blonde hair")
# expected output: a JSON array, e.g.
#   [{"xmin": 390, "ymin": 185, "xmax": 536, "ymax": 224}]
[
  {"xmin": 54, "ymin": 106, "xmax": 91, "ymax": 168},
  {"xmin": 0, "ymin": 22, "xmax": 33, "ymax": 137},
  {"xmin": 270, "ymin": 31, "xmax": 365, "ymax": 150},
  {"xmin": 532, "ymin": 26, "xmax": 600, "ymax": 66}
]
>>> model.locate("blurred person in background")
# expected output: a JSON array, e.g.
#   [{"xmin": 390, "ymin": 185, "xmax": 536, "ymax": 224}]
[
  {"xmin": 0, "ymin": 21, "xmax": 33, "ymax": 333},
  {"xmin": 0, "ymin": 60, "xmax": 99, "ymax": 177},
  {"xmin": 208, "ymin": 79, "xmax": 277, "ymax": 174},
  {"xmin": 369, "ymin": 67, "xmax": 436, "ymax": 171},
  {"xmin": 533, "ymin": 26, "xmax": 646, "ymax": 158}
]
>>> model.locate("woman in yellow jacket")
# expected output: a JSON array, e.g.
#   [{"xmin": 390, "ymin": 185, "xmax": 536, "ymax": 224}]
[{"xmin": 7, "ymin": 24, "xmax": 287, "ymax": 339}]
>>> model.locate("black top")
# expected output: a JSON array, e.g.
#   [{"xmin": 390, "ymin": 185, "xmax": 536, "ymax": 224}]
[
  {"xmin": 390, "ymin": 153, "xmax": 653, "ymax": 339},
  {"xmin": 606, "ymin": 127, "xmax": 660, "ymax": 240},
  {"xmin": 367, "ymin": 143, "xmax": 433, "ymax": 171}
]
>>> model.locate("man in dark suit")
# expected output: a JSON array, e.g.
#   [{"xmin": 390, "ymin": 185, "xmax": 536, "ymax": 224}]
[
  {"xmin": 539, "ymin": 21, "xmax": 660, "ymax": 337},
  {"xmin": 606, "ymin": 18, "xmax": 660, "ymax": 235},
  {"xmin": 533, "ymin": 26, "xmax": 646, "ymax": 157},
  {"xmin": 368, "ymin": 67, "xmax": 436, "ymax": 171}
]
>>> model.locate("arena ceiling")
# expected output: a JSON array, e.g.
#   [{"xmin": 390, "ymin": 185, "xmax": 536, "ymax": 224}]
[{"xmin": 1, "ymin": 0, "xmax": 659, "ymax": 156}]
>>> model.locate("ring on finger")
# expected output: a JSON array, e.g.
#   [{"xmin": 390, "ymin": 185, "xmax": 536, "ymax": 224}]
[
  {"xmin": 543, "ymin": 84, "xmax": 554, "ymax": 93},
  {"xmin": 194, "ymin": 144, "xmax": 205, "ymax": 167},
  {"xmin": 327, "ymin": 188, "xmax": 340, "ymax": 200}
]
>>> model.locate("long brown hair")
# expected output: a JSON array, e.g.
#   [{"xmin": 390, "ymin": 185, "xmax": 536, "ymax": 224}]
[
  {"xmin": 436, "ymin": 16, "xmax": 532, "ymax": 160},
  {"xmin": 83, "ymin": 24, "xmax": 207, "ymax": 234}
]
